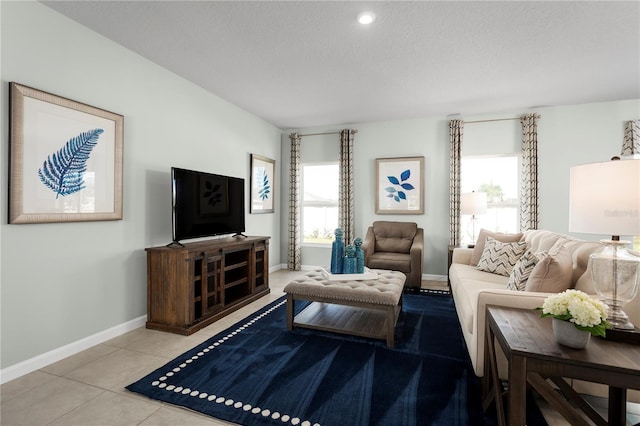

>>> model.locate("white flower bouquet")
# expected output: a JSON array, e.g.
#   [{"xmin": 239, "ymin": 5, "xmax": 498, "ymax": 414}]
[{"xmin": 536, "ymin": 289, "xmax": 610, "ymax": 337}]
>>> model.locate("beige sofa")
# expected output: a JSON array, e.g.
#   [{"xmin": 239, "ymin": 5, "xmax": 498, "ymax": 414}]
[{"xmin": 449, "ymin": 228, "xmax": 640, "ymax": 401}]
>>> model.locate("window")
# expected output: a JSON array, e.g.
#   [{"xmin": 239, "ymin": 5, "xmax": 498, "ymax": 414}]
[
  {"xmin": 302, "ymin": 163, "xmax": 339, "ymax": 244},
  {"xmin": 461, "ymin": 155, "xmax": 520, "ymax": 245}
]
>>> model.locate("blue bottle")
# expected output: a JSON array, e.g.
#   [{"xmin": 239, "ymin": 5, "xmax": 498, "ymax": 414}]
[
  {"xmin": 343, "ymin": 244, "xmax": 356, "ymax": 274},
  {"xmin": 330, "ymin": 228, "xmax": 344, "ymax": 274},
  {"xmin": 354, "ymin": 237, "xmax": 364, "ymax": 273}
]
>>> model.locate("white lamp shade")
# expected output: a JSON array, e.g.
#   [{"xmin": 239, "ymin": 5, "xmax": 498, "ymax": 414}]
[
  {"xmin": 461, "ymin": 192, "xmax": 488, "ymax": 216},
  {"xmin": 569, "ymin": 159, "xmax": 640, "ymax": 236}
]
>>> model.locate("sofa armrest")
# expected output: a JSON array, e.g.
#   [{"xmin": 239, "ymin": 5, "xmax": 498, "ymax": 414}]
[
  {"xmin": 408, "ymin": 228, "xmax": 424, "ymax": 287},
  {"xmin": 452, "ymin": 247, "xmax": 473, "ymax": 265},
  {"xmin": 361, "ymin": 226, "xmax": 375, "ymax": 262},
  {"xmin": 410, "ymin": 228, "xmax": 424, "ymax": 261}
]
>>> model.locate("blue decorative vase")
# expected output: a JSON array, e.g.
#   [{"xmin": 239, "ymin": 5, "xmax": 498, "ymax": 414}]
[
  {"xmin": 354, "ymin": 237, "xmax": 364, "ymax": 273},
  {"xmin": 343, "ymin": 244, "xmax": 356, "ymax": 274},
  {"xmin": 330, "ymin": 228, "xmax": 344, "ymax": 274}
]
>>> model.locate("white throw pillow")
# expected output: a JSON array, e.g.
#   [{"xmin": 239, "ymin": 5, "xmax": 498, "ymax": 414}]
[
  {"xmin": 476, "ymin": 237, "xmax": 527, "ymax": 277},
  {"xmin": 506, "ymin": 250, "xmax": 540, "ymax": 291}
]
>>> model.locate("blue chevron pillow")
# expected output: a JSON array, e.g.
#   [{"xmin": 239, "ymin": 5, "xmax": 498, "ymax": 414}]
[{"xmin": 476, "ymin": 237, "xmax": 527, "ymax": 277}]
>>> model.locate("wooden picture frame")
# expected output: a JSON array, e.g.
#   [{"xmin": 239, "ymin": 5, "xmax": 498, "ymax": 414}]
[
  {"xmin": 375, "ymin": 156, "xmax": 424, "ymax": 214},
  {"xmin": 250, "ymin": 154, "xmax": 275, "ymax": 214},
  {"xmin": 9, "ymin": 82, "xmax": 124, "ymax": 224}
]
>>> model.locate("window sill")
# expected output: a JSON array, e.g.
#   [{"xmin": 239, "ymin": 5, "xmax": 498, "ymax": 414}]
[{"xmin": 301, "ymin": 242, "xmax": 332, "ymax": 248}]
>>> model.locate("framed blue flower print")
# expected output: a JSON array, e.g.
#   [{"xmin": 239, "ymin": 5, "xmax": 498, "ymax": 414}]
[
  {"xmin": 250, "ymin": 154, "xmax": 275, "ymax": 214},
  {"xmin": 375, "ymin": 156, "xmax": 424, "ymax": 214},
  {"xmin": 9, "ymin": 82, "xmax": 124, "ymax": 224}
]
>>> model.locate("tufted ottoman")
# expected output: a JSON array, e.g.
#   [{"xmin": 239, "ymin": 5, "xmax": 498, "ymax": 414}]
[{"xmin": 284, "ymin": 269, "xmax": 406, "ymax": 347}]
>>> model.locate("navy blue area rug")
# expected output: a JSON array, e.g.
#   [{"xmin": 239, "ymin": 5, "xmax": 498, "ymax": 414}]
[{"xmin": 127, "ymin": 292, "xmax": 546, "ymax": 426}]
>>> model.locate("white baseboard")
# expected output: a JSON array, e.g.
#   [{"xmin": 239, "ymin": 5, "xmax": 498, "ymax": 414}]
[
  {"xmin": 269, "ymin": 264, "xmax": 287, "ymax": 272},
  {"xmin": 423, "ymin": 274, "xmax": 448, "ymax": 282},
  {"xmin": 0, "ymin": 315, "xmax": 146, "ymax": 385}
]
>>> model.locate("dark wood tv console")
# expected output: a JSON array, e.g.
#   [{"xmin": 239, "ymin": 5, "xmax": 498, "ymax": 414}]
[{"xmin": 145, "ymin": 236, "xmax": 270, "ymax": 335}]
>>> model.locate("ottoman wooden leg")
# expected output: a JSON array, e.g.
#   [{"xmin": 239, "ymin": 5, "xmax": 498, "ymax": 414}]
[{"xmin": 386, "ymin": 306, "xmax": 395, "ymax": 348}]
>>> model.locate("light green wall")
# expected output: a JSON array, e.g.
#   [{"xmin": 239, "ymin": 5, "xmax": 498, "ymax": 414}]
[
  {"xmin": 281, "ymin": 100, "xmax": 639, "ymax": 276},
  {"xmin": 1, "ymin": 2, "xmax": 281, "ymax": 370}
]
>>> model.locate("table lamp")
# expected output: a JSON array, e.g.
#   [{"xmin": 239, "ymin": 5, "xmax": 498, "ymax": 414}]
[
  {"xmin": 569, "ymin": 158, "xmax": 640, "ymax": 330},
  {"xmin": 461, "ymin": 191, "xmax": 488, "ymax": 248}
]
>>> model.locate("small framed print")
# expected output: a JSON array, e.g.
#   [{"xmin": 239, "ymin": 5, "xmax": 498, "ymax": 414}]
[
  {"xmin": 9, "ymin": 82, "xmax": 124, "ymax": 224},
  {"xmin": 375, "ymin": 156, "xmax": 424, "ymax": 214},
  {"xmin": 250, "ymin": 154, "xmax": 275, "ymax": 214}
]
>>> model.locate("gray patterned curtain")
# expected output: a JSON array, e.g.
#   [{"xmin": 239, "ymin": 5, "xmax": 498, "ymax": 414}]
[
  {"xmin": 287, "ymin": 133, "xmax": 301, "ymax": 271},
  {"xmin": 449, "ymin": 120, "xmax": 463, "ymax": 246},
  {"xmin": 339, "ymin": 129, "xmax": 356, "ymax": 244},
  {"xmin": 622, "ymin": 119, "xmax": 640, "ymax": 156},
  {"xmin": 520, "ymin": 113, "xmax": 540, "ymax": 232}
]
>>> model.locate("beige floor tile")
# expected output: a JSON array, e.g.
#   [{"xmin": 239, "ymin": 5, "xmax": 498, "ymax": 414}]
[
  {"xmin": 139, "ymin": 406, "xmax": 233, "ymax": 425},
  {"xmin": 40, "ymin": 343, "xmax": 120, "ymax": 376},
  {"xmin": 0, "ymin": 376, "xmax": 103, "ymax": 425},
  {"xmin": 0, "ymin": 370, "xmax": 57, "ymax": 404},
  {"xmin": 63, "ymin": 348, "xmax": 168, "ymax": 391},
  {"xmin": 122, "ymin": 330, "xmax": 213, "ymax": 360},
  {"xmin": 49, "ymin": 390, "xmax": 159, "ymax": 425},
  {"xmin": 104, "ymin": 326, "xmax": 168, "ymax": 349}
]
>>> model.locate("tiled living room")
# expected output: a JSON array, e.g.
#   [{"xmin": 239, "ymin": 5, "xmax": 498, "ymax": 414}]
[{"xmin": 1, "ymin": 1, "xmax": 639, "ymax": 425}]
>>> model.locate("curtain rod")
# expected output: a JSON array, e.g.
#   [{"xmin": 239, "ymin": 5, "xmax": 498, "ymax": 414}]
[
  {"xmin": 464, "ymin": 117, "xmax": 520, "ymax": 124},
  {"xmin": 297, "ymin": 130, "xmax": 358, "ymax": 137}
]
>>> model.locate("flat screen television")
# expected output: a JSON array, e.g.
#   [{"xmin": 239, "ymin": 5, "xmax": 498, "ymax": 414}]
[{"xmin": 171, "ymin": 167, "xmax": 245, "ymax": 243}]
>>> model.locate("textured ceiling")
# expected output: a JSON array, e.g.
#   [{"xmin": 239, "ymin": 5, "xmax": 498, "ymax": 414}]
[{"xmin": 42, "ymin": 1, "xmax": 640, "ymax": 129}]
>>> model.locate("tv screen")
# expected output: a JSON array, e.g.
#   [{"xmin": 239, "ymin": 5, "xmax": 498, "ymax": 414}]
[{"xmin": 171, "ymin": 167, "xmax": 245, "ymax": 243}]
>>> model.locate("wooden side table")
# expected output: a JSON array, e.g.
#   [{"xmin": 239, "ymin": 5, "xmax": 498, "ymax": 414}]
[{"xmin": 483, "ymin": 306, "xmax": 640, "ymax": 426}]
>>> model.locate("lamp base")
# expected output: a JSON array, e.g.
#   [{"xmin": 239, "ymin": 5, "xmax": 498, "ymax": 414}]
[
  {"xmin": 601, "ymin": 326, "xmax": 640, "ymax": 345},
  {"xmin": 590, "ymin": 239, "xmax": 640, "ymax": 331},
  {"xmin": 607, "ymin": 304, "xmax": 635, "ymax": 330}
]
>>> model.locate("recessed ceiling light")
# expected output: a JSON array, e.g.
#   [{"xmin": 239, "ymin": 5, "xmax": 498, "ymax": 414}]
[{"xmin": 357, "ymin": 12, "xmax": 376, "ymax": 25}]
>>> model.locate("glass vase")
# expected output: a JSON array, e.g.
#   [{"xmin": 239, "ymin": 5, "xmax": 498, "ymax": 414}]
[
  {"xmin": 590, "ymin": 239, "xmax": 640, "ymax": 330},
  {"xmin": 354, "ymin": 237, "xmax": 364, "ymax": 273},
  {"xmin": 330, "ymin": 228, "xmax": 344, "ymax": 274},
  {"xmin": 343, "ymin": 244, "xmax": 356, "ymax": 274}
]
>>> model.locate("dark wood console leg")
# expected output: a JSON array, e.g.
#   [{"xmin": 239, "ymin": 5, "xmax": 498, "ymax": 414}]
[{"xmin": 609, "ymin": 386, "xmax": 626, "ymax": 426}]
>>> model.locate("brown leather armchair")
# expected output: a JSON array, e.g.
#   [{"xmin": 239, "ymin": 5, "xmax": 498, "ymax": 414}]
[{"xmin": 361, "ymin": 221, "xmax": 424, "ymax": 288}]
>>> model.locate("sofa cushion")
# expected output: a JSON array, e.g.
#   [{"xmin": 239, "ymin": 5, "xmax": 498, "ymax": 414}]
[
  {"xmin": 470, "ymin": 229, "xmax": 524, "ymax": 266},
  {"xmin": 367, "ymin": 252, "xmax": 411, "ymax": 273},
  {"xmin": 506, "ymin": 250, "xmax": 540, "ymax": 291},
  {"xmin": 476, "ymin": 237, "xmax": 527, "ymax": 277},
  {"xmin": 524, "ymin": 230, "xmax": 604, "ymax": 290},
  {"xmin": 525, "ymin": 244, "xmax": 573, "ymax": 293}
]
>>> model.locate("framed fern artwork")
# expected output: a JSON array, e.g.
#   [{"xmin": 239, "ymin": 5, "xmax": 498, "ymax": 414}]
[
  {"xmin": 9, "ymin": 82, "xmax": 124, "ymax": 224},
  {"xmin": 375, "ymin": 156, "xmax": 424, "ymax": 214},
  {"xmin": 250, "ymin": 154, "xmax": 275, "ymax": 214}
]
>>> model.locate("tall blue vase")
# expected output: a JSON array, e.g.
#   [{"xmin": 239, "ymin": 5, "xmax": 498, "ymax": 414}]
[
  {"xmin": 343, "ymin": 244, "xmax": 356, "ymax": 274},
  {"xmin": 330, "ymin": 228, "xmax": 344, "ymax": 274},
  {"xmin": 354, "ymin": 237, "xmax": 364, "ymax": 273}
]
